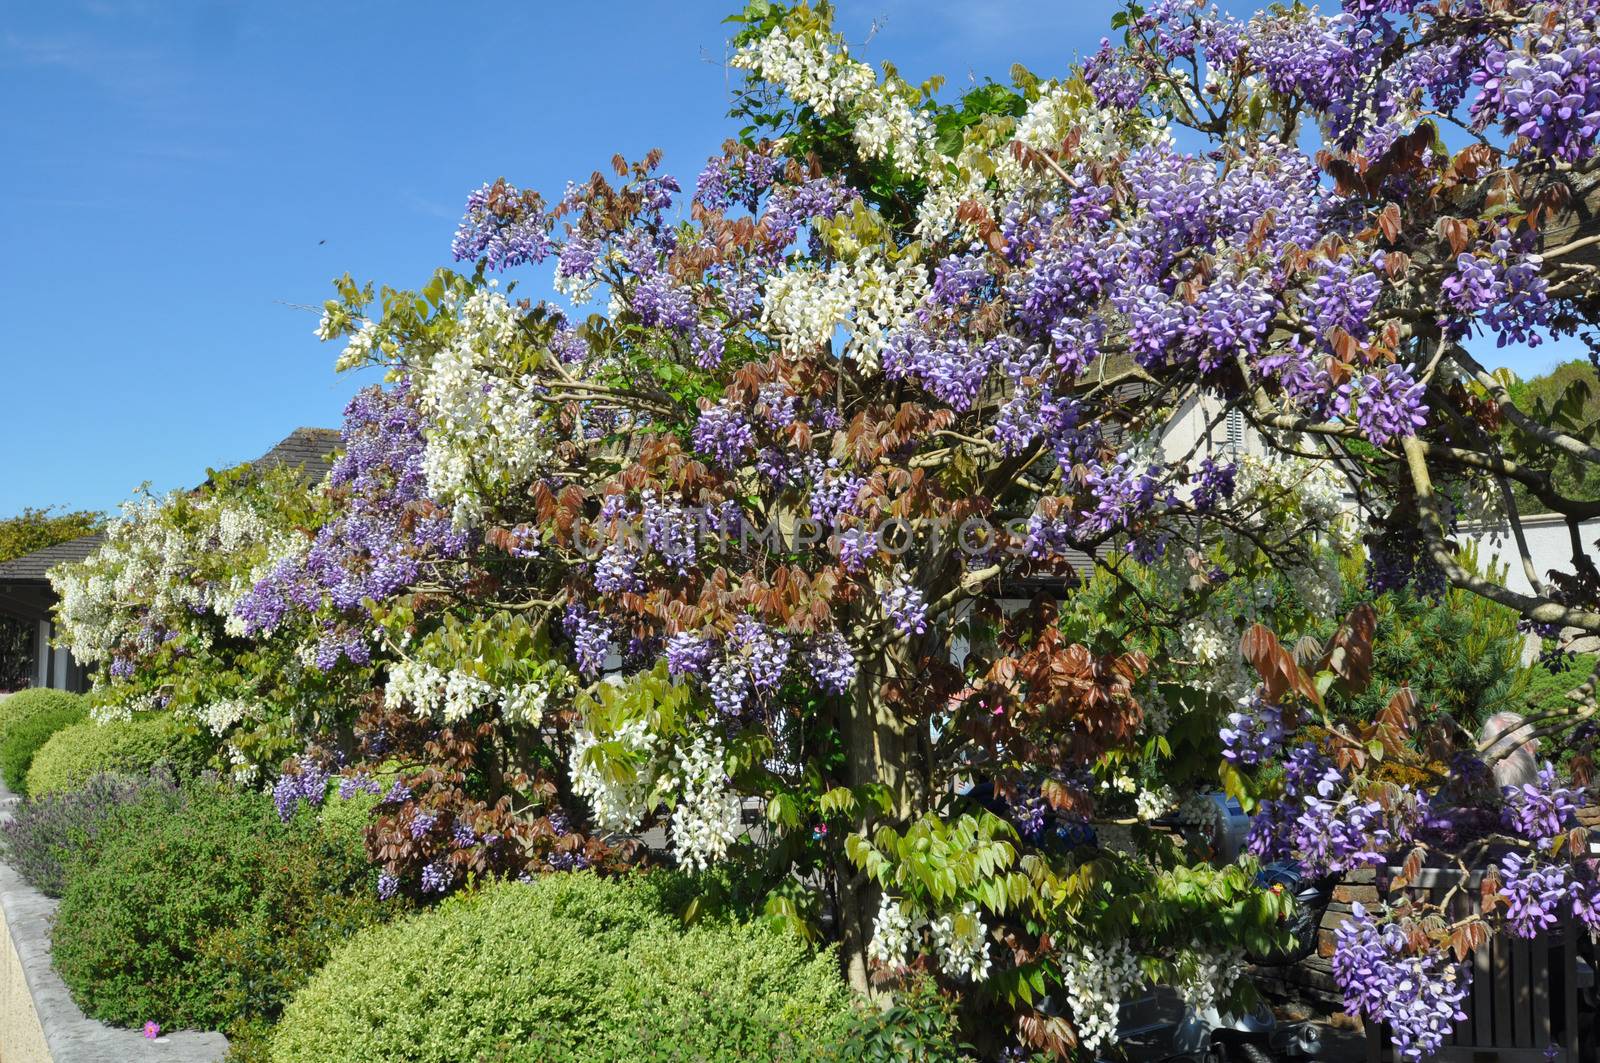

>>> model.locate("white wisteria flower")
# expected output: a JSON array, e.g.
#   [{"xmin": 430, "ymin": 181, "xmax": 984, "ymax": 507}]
[
  {"xmin": 409, "ymin": 287, "xmax": 554, "ymax": 529},
  {"xmin": 930, "ymin": 902, "xmax": 992, "ymax": 981},
  {"xmin": 568, "ymin": 718, "xmax": 659, "ymax": 834},
  {"xmin": 867, "ymin": 893, "xmax": 925, "ymax": 969},
  {"xmin": 1059, "ymin": 940, "xmax": 1145, "ymax": 1053},
  {"xmin": 731, "ymin": 25, "xmax": 875, "ymax": 120},
  {"xmin": 1174, "ymin": 946, "xmax": 1245, "ymax": 1016},
  {"xmin": 384, "ymin": 659, "xmax": 552, "ymax": 727},
  {"xmin": 663, "ymin": 733, "xmax": 742, "ymax": 872},
  {"xmin": 196, "ymin": 697, "xmax": 262, "ymax": 738}
]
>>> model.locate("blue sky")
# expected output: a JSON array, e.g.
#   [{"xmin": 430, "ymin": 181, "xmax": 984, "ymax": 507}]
[{"xmin": 0, "ymin": 0, "xmax": 1583, "ymax": 518}]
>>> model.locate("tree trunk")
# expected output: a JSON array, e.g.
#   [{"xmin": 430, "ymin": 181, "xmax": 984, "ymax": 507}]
[
  {"xmin": 1539, "ymin": 177, "xmax": 1600, "ymax": 271},
  {"xmin": 836, "ymin": 640, "xmax": 929, "ymax": 996}
]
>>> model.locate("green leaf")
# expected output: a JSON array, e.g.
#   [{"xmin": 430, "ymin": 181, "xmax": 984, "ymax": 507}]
[
  {"xmin": 817, "ymin": 786, "xmax": 854, "ymax": 817},
  {"xmin": 766, "ymin": 792, "xmax": 803, "ymax": 830}
]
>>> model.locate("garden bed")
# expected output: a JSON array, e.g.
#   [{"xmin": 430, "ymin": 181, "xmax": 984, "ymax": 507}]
[{"xmin": 0, "ymin": 779, "xmax": 227, "ymax": 1063}]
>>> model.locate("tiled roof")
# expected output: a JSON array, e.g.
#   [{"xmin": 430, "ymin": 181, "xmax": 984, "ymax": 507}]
[
  {"xmin": 0, "ymin": 534, "xmax": 107, "ymax": 582},
  {"xmin": 0, "ymin": 426, "xmax": 340, "ymax": 586},
  {"xmin": 241, "ymin": 426, "xmax": 342, "ymax": 485}
]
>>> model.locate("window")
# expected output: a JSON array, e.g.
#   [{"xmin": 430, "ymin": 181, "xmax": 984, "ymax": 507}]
[{"xmin": 1225, "ymin": 408, "xmax": 1245, "ymax": 455}]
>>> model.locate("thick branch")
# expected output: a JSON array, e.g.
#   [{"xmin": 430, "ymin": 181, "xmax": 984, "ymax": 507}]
[
  {"xmin": 1401, "ymin": 436, "xmax": 1600, "ymax": 635},
  {"xmin": 1412, "ymin": 441, "xmax": 1600, "ymax": 519},
  {"xmin": 1452, "ymin": 347, "xmax": 1600, "ymax": 466}
]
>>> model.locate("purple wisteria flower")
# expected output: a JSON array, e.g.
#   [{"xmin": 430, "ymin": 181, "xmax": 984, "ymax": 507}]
[
  {"xmin": 631, "ymin": 272, "xmax": 697, "ymax": 333},
  {"xmin": 1498, "ymin": 852, "xmax": 1571, "ymax": 938},
  {"xmin": 883, "ymin": 329, "xmax": 1013, "ymax": 413},
  {"xmin": 419, "ymin": 861, "xmax": 452, "ymax": 894},
  {"xmin": 272, "ymin": 756, "xmax": 330, "ymax": 822},
  {"xmin": 338, "ymin": 773, "xmax": 383, "ymax": 800},
  {"xmin": 931, "ymin": 251, "xmax": 992, "ymax": 306},
  {"xmin": 692, "ymin": 405, "xmax": 755, "ymax": 468},
  {"xmin": 557, "ymin": 232, "xmax": 600, "ymax": 288},
  {"xmin": 642, "ymin": 493, "xmax": 698, "ymax": 574},
  {"xmin": 1078, "ymin": 454, "xmax": 1164, "ymax": 537},
  {"xmin": 1300, "ymin": 254, "xmax": 1383, "ymax": 341},
  {"xmin": 881, "ymin": 577, "xmax": 929, "ymax": 638},
  {"xmin": 762, "ymin": 177, "xmax": 859, "ymax": 249},
  {"xmin": 807, "ymin": 459, "xmax": 865, "ymax": 527},
  {"xmin": 452, "ymin": 181, "xmax": 554, "ymax": 269},
  {"xmin": 666, "ymin": 632, "xmax": 713, "ymax": 677},
  {"xmin": 1084, "ymin": 38, "xmax": 1147, "ymax": 109},
  {"xmin": 232, "ymin": 383, "xmax": 468, "ymax": 669},
  {"xmin": 807, "ymin": 631, "xmax": 857, "ymax": 695},
  {"xmin": 1195, "ymin": 268, "xmax": 1276, "ymax": 367},
  {"xmin": 1440, "ymin": 229, "xmax": 1551, "ymax": 346},
  {"xmin": 1219, "ymin": 694, "xmax": 1286, "ymax": 766},
  {"xmin": 1190, "ymin": 456, "xmax": 1237, "ymax": 512},
  {"xmin": 836, "ymin": 529, "xmax": 877, "ymax": 573},
  {"xmin": 562, "ymin": 604, "xmax": 614, "ymax": 677},
  {"xmin": 593, "ymin": 544, "xmax": 644, "ymax": 596},
  {"xmin": 548, "ymin": 848, "xmax": 593, "ymax": 871},
  {"xmin": 1335, "ymin": 365, "xmax": 1429, "ymax": 447},
  {"xmin": 1502, "ymin": 763, "xmax": 1584, "ymax": 846},
  {"xmin": 1333, "ymin": 903, "xmax": 1470, "ymax": 1060},
  {"xmin": 705, "ymin": 617, "xmax": 792, "ymax": 717},
  {"xmin": 1246, "ymin": 746, "xmax": 1416, "ymax": 877},
  {"xmin": 1473, "ymin": 17, "xmax": 1600, "ymax": 164},
  {"xmin": 694, "ymin": 150, "xmax": 780, "ymax": 214}
]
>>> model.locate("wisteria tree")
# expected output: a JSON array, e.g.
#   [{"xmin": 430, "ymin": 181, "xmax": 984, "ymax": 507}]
[{"xmin": 54, "ymin": 0, "xmax": 1600, "ymax": 1057}]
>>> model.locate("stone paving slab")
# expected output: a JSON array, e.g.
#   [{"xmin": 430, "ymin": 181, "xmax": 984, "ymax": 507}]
[{"xmin": 0, "ymin": 779, "xmax": 228, "ymax": 1062}]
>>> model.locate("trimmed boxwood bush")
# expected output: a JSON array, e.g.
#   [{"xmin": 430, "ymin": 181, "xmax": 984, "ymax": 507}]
[
  {"xmin": 0, "ymin": 688, "xmax": 86, "ymax": 744},
  {"xmin": 0, "ymin": 699, "xmax": 88, "ymax": 793},
  {"xmin": 0, "ymin": 685, "xmax": 83, "ymax": 736},
  {"xmin": 0, "ymin": 769, "xmax": 179, "ymax": 896},
  {"xmin": 25, "ymin": 713, "xmax": 204, "ymax": 797},
  {"xmin": 270, "ymin": 872, "xmax": 852, "ymax": 1063},
  {"xmin": 51, "ymin": 781, "xmax": 385, "ymax": 1041}
]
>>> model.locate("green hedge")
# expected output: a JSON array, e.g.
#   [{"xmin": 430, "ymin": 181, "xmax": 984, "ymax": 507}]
[
  {"xmin": 270, "ymin": 872, "xmax": 851, "ymax": 1063},
  {"xmin": 1522, "ymin": 654, "xmax": 1599, "ymax": 718},
  {"xmin": 0, "ymin": 689, "xmax": 86, "ymax": 745},
  {"xmin": 51, "ymin": 781, "xmax": 384, "ymax": 1040},
  {"xmin": 25, "ymin": 714, "xmax": 203, "ymax": 797},
  {"xmin": 0, "ymin": 699, "xmax": 88, "ymax": 793}
]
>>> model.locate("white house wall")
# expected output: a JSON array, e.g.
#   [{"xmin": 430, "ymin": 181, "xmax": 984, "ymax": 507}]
[{"xmin": 1464, "ymin": 514, "xmax": 1600, "ymax": 599}]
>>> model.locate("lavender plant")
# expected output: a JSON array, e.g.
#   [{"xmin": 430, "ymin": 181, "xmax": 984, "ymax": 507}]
[{"xmin": 0, "ymin": 769, "xmax": 178, "ymax": 897}]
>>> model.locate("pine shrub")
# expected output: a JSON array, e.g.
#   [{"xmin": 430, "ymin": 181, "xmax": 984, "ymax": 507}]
[
  {"xmin": 0, "ymin": 688, "xmax": 86, "ymax": 745},
  {"xmin": 0, "ymin": 699, "xmax": 88, "ymax": 793}
]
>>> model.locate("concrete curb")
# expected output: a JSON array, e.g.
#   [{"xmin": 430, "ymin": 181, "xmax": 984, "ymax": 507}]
[{"xmin": 0, "ymin": 780, "xmax": 228, "ymax": 1062}]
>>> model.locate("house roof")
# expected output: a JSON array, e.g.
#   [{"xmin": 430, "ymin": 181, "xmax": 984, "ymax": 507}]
[
  {"xmin": 0, "ymin": 534, "xmax": 108, "ymax": 582},
  {"xmin": 243, "ymin": 427, "xmax": 342, "ymax": 483},
  {"xmin": 0, "ymin": 426, "xmax": 339, "ymax": 589}
]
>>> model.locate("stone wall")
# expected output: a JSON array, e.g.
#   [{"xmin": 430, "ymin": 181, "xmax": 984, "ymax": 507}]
[{"xmin": 1252, "ymin": 868, "xmax": 1376, "ymax": 1006}]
